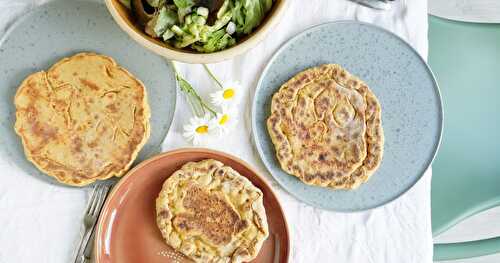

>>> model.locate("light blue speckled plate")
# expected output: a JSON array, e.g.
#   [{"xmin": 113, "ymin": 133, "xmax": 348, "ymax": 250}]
[
  {"xmin": 252, "ymin": 21, "xmax": 443, "ymax": 212},
  {"xmin": 0, "ymin": 0, "xmax": 176, "ymax": 186}
]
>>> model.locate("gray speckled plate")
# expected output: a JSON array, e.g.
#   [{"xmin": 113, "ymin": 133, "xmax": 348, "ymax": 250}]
[
  {"xmin": 0, "ymin": 0, "xmax": 176, "ymax": 186},
  {"xmin": 252, "ymin": 21, "xmax": 443, "ymax": 212}
]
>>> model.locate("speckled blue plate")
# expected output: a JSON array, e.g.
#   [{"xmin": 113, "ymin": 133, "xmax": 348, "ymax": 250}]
[
  {"xmin": 252, "ymin": 21, "xmax": 443, "ymax": 212},
  {"xmin": 0, "ymin": 0, "xmax": 176, "ymax": 186}
]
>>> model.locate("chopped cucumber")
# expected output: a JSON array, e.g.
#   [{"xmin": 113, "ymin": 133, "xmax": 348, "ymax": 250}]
[
  {"xmin": 171, "ymin": 25, "xmax": 185, "ymax": 36},
  {"xmin": 196, "ymin": 7, "xmax": 209, "ymax": 17},
  {"xmin": 162, "ymin": 29, "xmax": 175, "ymax": 41}
]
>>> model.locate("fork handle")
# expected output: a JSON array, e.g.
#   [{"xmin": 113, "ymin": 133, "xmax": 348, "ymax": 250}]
[
  {"xmin": 349, "ymin": 0, "xmax": 391, "ymax": 10},
  {"xmin": 73, "ymin": 227, "xmax": 94, "ymax": 263}
]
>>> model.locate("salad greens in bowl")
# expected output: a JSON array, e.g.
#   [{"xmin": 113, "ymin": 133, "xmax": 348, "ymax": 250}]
[{"xmin": 105, "ymin": 0, "xmax": 287, "ymax": 63}]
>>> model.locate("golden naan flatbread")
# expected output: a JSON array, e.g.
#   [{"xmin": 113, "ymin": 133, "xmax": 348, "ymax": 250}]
[
  {"xmin": 14, "ymin": 52, "xmax": 150, "ymax": 186},
  {"xmin": 267, "ymin": 64, "xmax": 384, "ymax": 189},
  {"xmin": 156, "ymin": 159, "xmax": 269, "ymax": 263}
]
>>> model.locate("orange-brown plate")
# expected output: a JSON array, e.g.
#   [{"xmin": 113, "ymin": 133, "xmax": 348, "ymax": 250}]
[{"xmin": 95, "ymin": 148, "xmax": 290, "ymax": 263}]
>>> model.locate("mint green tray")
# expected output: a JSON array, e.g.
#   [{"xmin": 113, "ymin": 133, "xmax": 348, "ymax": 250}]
[{"xmin": 429, "ymin": 16, "xmax": 500, "ymax": 261}]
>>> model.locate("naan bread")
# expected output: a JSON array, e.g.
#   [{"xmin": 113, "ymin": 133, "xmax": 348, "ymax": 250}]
[
  {"xmin": 14, "ymin": 52, "xmax": 150, "ymax": 186},
  {"xmin": 267, "ymin": 64, "xmax": 384, "ymax": 189},
  {"xmin": 156, "ymin": 159, "xmax": 269, "ymax": 263}
]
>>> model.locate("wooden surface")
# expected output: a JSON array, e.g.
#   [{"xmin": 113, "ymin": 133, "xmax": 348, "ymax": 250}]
[{"xmin": 429, "ymin": 0, "xmax": 500, "ymax": 23}]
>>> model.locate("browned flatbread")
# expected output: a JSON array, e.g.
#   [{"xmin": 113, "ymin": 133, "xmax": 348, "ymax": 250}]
[
  {"xmin": 267, "ymin": 64, "xmax": 384, "ymax": 189},
  {"xmin": 156, "ymin": 159, "xmax": 269, "ymax": 263},
  {"xmin": 14, "ymin": 52, "xmax": 150, "ymax": 186}
]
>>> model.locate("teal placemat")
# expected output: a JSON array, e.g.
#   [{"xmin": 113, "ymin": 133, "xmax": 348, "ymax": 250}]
[{"xmin": 429, "ymin": 15, "xmax": 500, "ymax": 260}]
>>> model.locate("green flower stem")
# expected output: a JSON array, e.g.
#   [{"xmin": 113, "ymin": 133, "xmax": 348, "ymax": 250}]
[
  {"xmin": 181, "ymin": 81, "xmax": 205, "ymax": 117},
  {"xmin": 202, "ymin": 64, "xmax": 224, "ymax": 90},
  {"xmin": 170, "ymin": 60, "xmax": 217, "ymax": 117},
  {"xmin": 195, "ymin": 92, "xmax": 217, "ymax": 116}
]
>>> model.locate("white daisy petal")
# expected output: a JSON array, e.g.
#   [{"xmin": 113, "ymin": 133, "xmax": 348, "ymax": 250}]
[
  {"xmin": 182, "ymin": 114, "xmax": 216, "ymax": 145},
  {"xmin": 212, "ymin": 108, "xmax": 239, "ymax": 136},
  {"xmin": 209, "ymin": 82, "xmax": 242, "ymax": 108}
]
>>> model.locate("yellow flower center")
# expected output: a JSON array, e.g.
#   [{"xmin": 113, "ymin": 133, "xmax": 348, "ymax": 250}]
[
  {"xmin": 222, "ymin": 88, "xmax": 235, "ymax": 100},
  {"xmin": 195, "ymin": 125, "xmax": 209, "ymax": 134},
  {"xmin": 219, "ymin": 114, "xmax": 229, "ymax": 125}
]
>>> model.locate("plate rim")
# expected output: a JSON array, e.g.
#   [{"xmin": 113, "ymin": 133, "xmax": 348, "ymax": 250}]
[
  {"xmin": 251, "ymin": 20, "xmax": 444, "ymax": 212},
  {"xmin": 0, "ymin": 0, "xmax": 177, "ymax": 187},
  {"xmin": 94, "ymin": 148, "xmax": 291, "ymax": 262}
]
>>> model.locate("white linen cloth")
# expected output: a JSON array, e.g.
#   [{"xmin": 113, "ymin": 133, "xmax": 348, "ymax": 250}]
[{"xmin": 0, "ymin": 0, "xmax": 432, "ymax": 262}]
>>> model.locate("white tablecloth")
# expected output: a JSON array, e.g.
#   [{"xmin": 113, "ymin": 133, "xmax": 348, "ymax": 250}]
[{"xmin": 0, "ymin": 0, "xmax": 432, "ymax": 262}]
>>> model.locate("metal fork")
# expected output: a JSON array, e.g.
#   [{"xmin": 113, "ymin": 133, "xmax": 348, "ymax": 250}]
[
  {"xmin": 349, "ymin": 0, "xmax": 393, "ymax": 10},
  {"xmin": 72, "ymin": 183, "xmax": 111, "ymax": 263}
]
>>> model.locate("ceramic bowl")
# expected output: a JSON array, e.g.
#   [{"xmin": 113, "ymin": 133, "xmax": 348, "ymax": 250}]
[
  {"xmin": 94, "ymin": 148, "xmax": 290, "ymax": 262},
  {"xmin": 104, "ymin": 0, "xmax": 288, "ymax": 64},
  {"xmin": 0, "ymin": 0, "xmax": 177, "ymax": 186},
  {"xmin": 252, "ymin": 21, "xmax": 443, "ymax": 212}
]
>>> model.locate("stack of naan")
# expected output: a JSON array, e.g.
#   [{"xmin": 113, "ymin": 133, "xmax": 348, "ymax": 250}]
[
  {"xmin": 156, "ymin": 159, "xmax": 269, "ymax": 263},
  {"xmin": 14, "ymin": 52, "xmax": 150, "ymax": 186},
  {"xmin": 267, "ymin": 64, "xmax": 384, "ymax": 189}
]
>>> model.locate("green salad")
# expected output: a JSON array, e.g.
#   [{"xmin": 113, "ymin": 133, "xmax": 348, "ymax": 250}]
[{"xmin": 122, "ymin": 0, "xmax": 273, "ymax": 53}]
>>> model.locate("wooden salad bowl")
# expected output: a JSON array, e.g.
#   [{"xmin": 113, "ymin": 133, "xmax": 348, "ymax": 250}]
[{"xmin": 104, "ymin": 0, "xmax": 288, "ymax": 64}]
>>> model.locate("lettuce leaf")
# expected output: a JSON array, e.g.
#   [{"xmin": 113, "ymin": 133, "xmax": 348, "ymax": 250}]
[
  {"xmin": 193, "ymin": 28, "xmax": 234, "ymax": 52},
  {"xmin": 232, "ymin": 0, "xmax": 272, "ymax": 34},
  {"xmin": 173, "ymin": 0, "xmax": 194, "ymax": 9},
  {"xmin": 154, "ymin": 7, "xmax": 178, "ymax": 36}
]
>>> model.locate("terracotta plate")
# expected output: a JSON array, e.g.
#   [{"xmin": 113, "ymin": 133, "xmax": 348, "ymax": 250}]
[{"xmin": 95, "ymin": 148, "xmax": 290, "ymax": 263}]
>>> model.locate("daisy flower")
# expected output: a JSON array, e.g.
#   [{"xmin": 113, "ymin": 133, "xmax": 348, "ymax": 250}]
[
  {"xmin": 213, "ymin": 107, "xmax": 239, "ymax": 136},
  {"xmin": 209, "ymin": 81, "xmax": 242, "ymax": 109},
  {"xmin": 182, "ymin": 114, "xmax": 215, "ymax": 146},
  {"xmin": 172, "ymin": 60, "xmax": 243, "ymax": 145},
  {"xmin": 203, "ymin": 64, "xmax": 242, "ymax": 108}
]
